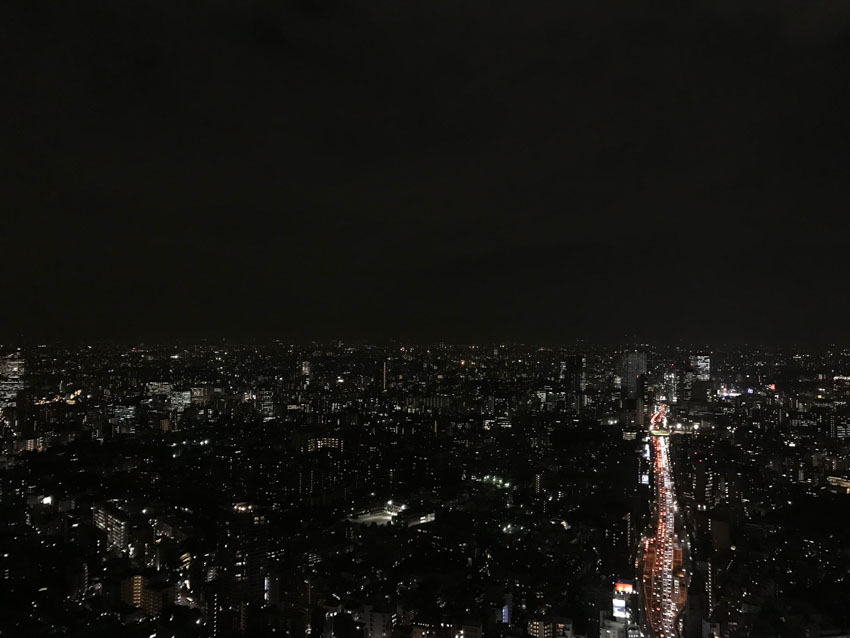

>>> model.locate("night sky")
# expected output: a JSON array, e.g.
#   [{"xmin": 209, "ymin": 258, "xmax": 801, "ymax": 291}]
[{"xmin": 3, "ymin": 1, "xmax": 849, "ymax": 344}]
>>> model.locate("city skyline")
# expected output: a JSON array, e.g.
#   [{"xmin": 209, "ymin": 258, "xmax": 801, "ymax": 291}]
[
  {"xmin": 2, "ymin": 2, "xmax": 849, "ymax": 637},
  {"xmin": 3, "ymin": 341, "xmax": 850, "ymax": 637}
]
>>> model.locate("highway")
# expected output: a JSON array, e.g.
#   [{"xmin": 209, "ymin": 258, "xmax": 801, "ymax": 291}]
[{"xmin": 643, "ymin": 404, "xmax": 683, "ymax": 638}]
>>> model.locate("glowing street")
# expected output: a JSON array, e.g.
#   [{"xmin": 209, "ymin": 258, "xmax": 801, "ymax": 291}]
[{"xmin": 642, "ymin": 404, "xmax": 686, "ymax": 638}]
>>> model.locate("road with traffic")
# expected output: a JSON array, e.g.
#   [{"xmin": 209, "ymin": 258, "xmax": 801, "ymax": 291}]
[{"xmin": 643, "ymin": 404, "xmax": 684, "ymax": 638}]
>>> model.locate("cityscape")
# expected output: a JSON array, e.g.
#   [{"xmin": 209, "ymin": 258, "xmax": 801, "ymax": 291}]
[
  {"xmin": 4, "ymin": 1, "xmax": 849, "ymax": 637},
  {"xmin": 2, "ymin": 343, "xmax": 850, "ymax": 637}
]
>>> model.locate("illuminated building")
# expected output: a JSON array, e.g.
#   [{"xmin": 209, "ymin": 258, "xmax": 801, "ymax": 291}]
[
  {"xmin": 689, "ymin": 353, "xmax": 710, "ymax": 382},
  {"xmin": 365, "ymin": 608, "xmax": 394, "ymax": 638},
  {"xmin": 560, "ymin": 355, "xmax": 587, "ymax": 394},
  {"xmin": 527, "ymin": 616, "xmax": 574, "ymax": 638},
  {"xmin": 0, "ymin": 355, "xmax": 25, "ymax": 407},
  {"xmin": 120, "ymin": 574, "xmax": 176, "ymax": 615},
  {"xmin": 255, "ymin": 385, "xmax": 276, "ymax": 418},
  {"xmin": 146, "ymin": 381, "xmax": 172, "ymax": 396},
  {"xmin": 612, "ymin": 580, "xmax": 634, "ymax": 619},
  {"xmin": 553, "ymin": 617, "xmax": 573, "ymax": 638},
  {"xmin": 663, "ymin": 370, "xmax": 678, "ymax": 404},
  {"xmin": 528, "ymin": 617, "xmax": 554, "ymax": 638},
  {"xmin": 92, "ymin": 502, "xmax": 129, "ymax": 551}
]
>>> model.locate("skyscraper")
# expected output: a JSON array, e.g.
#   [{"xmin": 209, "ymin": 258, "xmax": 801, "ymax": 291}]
[
  {"xmin": 663, "ymin": 369, "xmax": 679, "ymax": 404},
  {"xmin": 560, "ymin": 355, "xmax": 586, "ymax": 393},
  {"xmin": 0, "ymin": 354, "xmax": 25, "ymax": 408},
  {"xmin": 689, "ymin": 353, "xmax": 710, "ymax": 381},
  {"xmin": 618, "ymin": 352, "xmax": 647, "ymax": 400}
]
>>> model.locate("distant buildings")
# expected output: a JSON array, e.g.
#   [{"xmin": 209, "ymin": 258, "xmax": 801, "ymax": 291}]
[
  {"xmin": 528, "ymin": 616, "xmax": 574, "ymax": 638},
  {"xmin": 2, "ymin": 341, "xmax": 850, "ymax": 637}
]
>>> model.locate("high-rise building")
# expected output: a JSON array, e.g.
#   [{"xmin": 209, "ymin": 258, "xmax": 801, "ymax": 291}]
[
  {"xmin": 255, "ymin": 385, "xmax": 276, "ymax": 418},
  {"xmin": 92, "ymin": 502, "xmax": 129, "ymax": 551},
  {"xmin": 215, "ymin": 503, "xmax": 271, "ymax": 634},
  {"xmin": 560, "ymin": 355, "xmax": 587, "ymax": 393},
  {"xmin": 169, "ymin": 388, "xmax": 193, "ymax": 414},
  {"xmin": 663, "ymin": 369, "xmax": 679, "ymax": 404},
  {"xmin": 0, "ymin": 355, "xmax": 25, "ymax": 408},
  {"xmin": 120, "ymin": 573, "xmax": 176, "ymax": 616},
  {"xmin": 618, "ymin": 352, "xmax": 647, "ymax": 400},
  {"xmin": 689, "ymin": 353, "xmax": 710, "ymax": 381}
]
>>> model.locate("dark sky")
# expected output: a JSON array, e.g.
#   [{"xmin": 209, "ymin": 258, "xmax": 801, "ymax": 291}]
[{"xmin": 3, "ymin": 0, "xmax": 849, "ymax": 344}]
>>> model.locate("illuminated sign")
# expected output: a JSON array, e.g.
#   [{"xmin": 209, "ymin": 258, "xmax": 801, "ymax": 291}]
[{"xmin": 613, "ymin": 598, "xmax": 627, "ymax": 619}]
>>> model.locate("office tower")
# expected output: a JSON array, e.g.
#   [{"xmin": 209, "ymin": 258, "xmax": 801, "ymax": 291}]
[
  {"xmin": 147, "ymin": 381, "xmax": 172, "ymax": 397},
  {"xmin": 682, "ymin": 368, "xmax": 694, "ymax": 403},
  {"xmin": 0, "ymin": 355, "xmax": 25, "ymax": 407},
  {"xmin": 256, "ymin": 385, "xmax": 275, "ymax": 418},
  {"xmin": 689, "ymin": 353, "xmax": 710, "ymax": 381},
  {"xmin": 169, "ymin": 388, "xmax": 193, "ymax": 414},
  {"xmin": 618, "ymin": 352, "xmax": 647, "ymax": 400},
  {"xmin": 560, "ymin": 355, "xmax": 586, "ymax": 393},
  {"xmin": 663, "ymin": 369, "xmax": 679, "ymax": 404}
]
